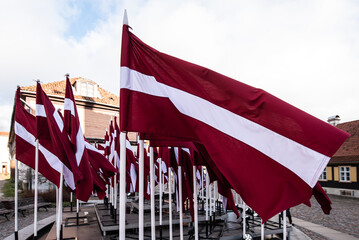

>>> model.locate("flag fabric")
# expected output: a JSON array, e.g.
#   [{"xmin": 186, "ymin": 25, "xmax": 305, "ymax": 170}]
[
  {"xmin": 114, "ymin": 117, "xmax": 132, "ymax": 192},
  {"xmin": 305, "ymin": 182, "xmax": 332, "ymax": 214},
  {"xmin": 63, "ymin": 77, "xmax": 94, "ymax": 201},
  {"xmin": 136, "ymin": 142, "xmax": 151, "ymax": 200},
  {"xmin": 36, "ymin": 83, "xmax": 82, "ymax": 193},
  {"xmin": 119, "ymin": 24, "xmax": 350, "ymax": 221},
  {"xmin": 108, "ymin": 119, "xmax": 115, "ymax": 168},
  {"xmin": 85, "ymin": 141, "xmax": 118, "ymax": 182},
  {"xmin": 14, "ymin": 87, "xmax": 75, "ymax": 189},
  {"xmin": 104, "ymin": 130, "xmax": 110, "ymax": 157},
  {"xmin": 125, "ymin": 137, "xmax": 138, "ymax": 193}
]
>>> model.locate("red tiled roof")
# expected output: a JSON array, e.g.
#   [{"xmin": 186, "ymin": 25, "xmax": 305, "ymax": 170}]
[
  {"xmin": 330, "ymin": 120, "xmax": 359, "ymax": 164},
  {"xmin": 330, "ymin": 155, "xmax": 359, "ymax": 164},
  {"xmin": 21, "ymin": 77, "xmax": 119, "ymax": 106}
]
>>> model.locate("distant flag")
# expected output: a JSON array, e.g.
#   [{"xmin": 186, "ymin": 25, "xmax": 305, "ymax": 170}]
[
  {"xmin": 85, "ymin": 141, "xmax": 117, "ymax": 181},
  {"xmin": 63, "ymin": 76, "xmax": 94, "ymax": 201},
  {"xmin": 104, "ymin": 130, "xmax": 110, "ymax": 157}
]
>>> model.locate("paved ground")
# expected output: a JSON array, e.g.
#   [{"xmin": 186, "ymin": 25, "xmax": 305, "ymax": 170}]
[
  {"xmin": 0, "ymin": 174, "xmax": 56, "ymax": 239},
  {"xmin": 291, "ymin": 194, "xmax": 359, "ymax": 239},
  {"xmin": 2, "ymin": 175, "xmax": 358, "ymax": 240},
  {"xmin": 0, "ymin": 206, "xmax": 56, "ymax": 239}
]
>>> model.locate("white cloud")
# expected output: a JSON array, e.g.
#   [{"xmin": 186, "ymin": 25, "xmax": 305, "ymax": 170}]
[
  {"xmin": 0, "ymin": 0, "xmax": 358, "ymax": 132},
  {"xmin": 0, "ymin": 105, "xmax": 14, "ymax": 133}
]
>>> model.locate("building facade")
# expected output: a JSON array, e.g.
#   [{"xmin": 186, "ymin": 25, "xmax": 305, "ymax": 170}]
[
  {"xmin": 319, "ymin": 119, "xmax": 359, "ymax": 197},
  {"xmin": 0, "ymin": 132, "xmax": 10, "ymax": 175},
  {"xmin": 8, "ymin": 77, "xmax": 121, "ymax": 190}
]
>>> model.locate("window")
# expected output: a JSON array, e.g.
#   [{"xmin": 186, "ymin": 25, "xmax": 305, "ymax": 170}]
[
  {"xmin": 78, "ymin": 81, "xmax": 95, "ymax": 97},
  {"xmin": 319, "ymin": 168, "xmax": 327, "ymax": 181},
  {"xmin": 339, "ymin": 166, "xmax": 350, "ymax": 182},
  {"xmin": 87, "ymin": 83, "xmax": 94, "ymax": 97}
]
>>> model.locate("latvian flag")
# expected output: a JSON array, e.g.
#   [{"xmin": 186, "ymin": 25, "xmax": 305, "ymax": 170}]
[
  {"xmin": 14, "ymin": 87, "xmax": 75, "ymax": 190},
  {"xmin": 119, "ymin": 24, "xmax": 349, "ymax": 222}
]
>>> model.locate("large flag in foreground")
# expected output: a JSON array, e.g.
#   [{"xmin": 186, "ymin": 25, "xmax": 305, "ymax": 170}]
[{"xmin": 119, "ymin": 24, "xmax": 350, "ymax": 221}]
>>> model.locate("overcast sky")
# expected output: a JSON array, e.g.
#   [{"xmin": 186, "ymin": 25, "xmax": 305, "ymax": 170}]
[{"xmin": 1, "ymin": 0, "xmax": 358, "ymax": 132}]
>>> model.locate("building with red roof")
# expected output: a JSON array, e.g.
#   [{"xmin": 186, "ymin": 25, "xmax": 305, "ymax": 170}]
[{"xmin": 319, "ymin": 118, "xmax": 359, "ymax": 197}]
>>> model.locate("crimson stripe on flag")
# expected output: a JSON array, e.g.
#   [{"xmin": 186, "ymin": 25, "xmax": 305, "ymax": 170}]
[
  {"xmin": 120, "ymin": 25, "xmax": 350, "ymax": 222},
  {"xmin": 120, "ymin": 70, "xmax": 328, "ymax": 188},
  {"xmin": 122, "ymin": 27, "xmax": 348, "ymax": 158},
  {"xmin": 15, "ymin": 121, "xmax": 76, "ymax": 189}
]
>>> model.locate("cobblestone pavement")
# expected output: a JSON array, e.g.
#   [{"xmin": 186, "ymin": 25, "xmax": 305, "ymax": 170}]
[
  {"xmin": 0, "ymin": 207, "xmax": 56, "ymax": 239},
  {"xmin": 291, "ymin": 194, "xmax": 359, "ymax": 239}
]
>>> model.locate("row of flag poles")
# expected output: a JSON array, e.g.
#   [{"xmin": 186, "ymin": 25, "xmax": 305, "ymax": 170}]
[
  {"xmin": 14, "ymin": 76, "xmax": 224, "ymax": 240},
  {"xmin": 14, "ymin": 76, "xmax": 118, "ymax": 239},
  {"xmin": 12, "ymin": 10, "xmax": 350, "ymax": 240}
]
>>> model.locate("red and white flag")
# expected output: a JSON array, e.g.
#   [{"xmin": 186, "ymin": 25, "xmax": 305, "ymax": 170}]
[
  {"xmin": 63, "ymin": 77, "xmax": 102, "ymax": 201},
  {"xmin": 126, "ymin": 137, "xmax": 138, "ymax": 193},
  {"xmin": 14, "ymin": 87, "xmax": 75, "ymax": 189},
  {"xmin": 85, "ymin": 141, "xmax": 117, "ymax": 181},
  {"xmin": 119, "ymin": 25, "xmax": 350, "ymax": 221},
  {"xmin": 104, "ymin": 130, "xmax": 110, "ymax": 157},
  {"xmin": 36, "ymin": 82, "xmax": 82, "ymax": 192},
  {"xmin": 108, "ymin": 119, "xmax": 115, "ymax": 167}
]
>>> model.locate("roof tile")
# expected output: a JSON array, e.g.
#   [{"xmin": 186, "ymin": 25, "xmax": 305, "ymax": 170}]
[
  {"xmin": 21, "ymin": 77, "xmax": 119, "ymax": 106},
  {"xmin": 330, "ymin": 120, "xmax": 359, "ymax": 164}
]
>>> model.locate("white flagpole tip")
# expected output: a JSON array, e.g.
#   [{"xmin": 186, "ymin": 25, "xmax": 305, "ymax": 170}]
[{"xmin": 123, "ymin": 9, "xmax": 128, "ymax": 25}]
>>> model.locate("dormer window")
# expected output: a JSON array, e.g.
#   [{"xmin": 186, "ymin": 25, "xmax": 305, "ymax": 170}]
[
  {"xmin": 80, "ymin": 82, "xmax": 94, "ymax": 97},
  {"xmin": 74, "ymin": 78, "xmax": 102, "ymax": 99}
]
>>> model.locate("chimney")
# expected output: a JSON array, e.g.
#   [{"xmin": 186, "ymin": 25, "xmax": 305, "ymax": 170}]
[{"xmin": 328, "ymin": 115, "xmax": 340, "ymax": 126}]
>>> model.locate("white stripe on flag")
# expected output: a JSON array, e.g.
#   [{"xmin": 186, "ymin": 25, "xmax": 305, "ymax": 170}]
[
  {"xmin": 75, "ymin": 128, "xmax": 85, "ymax": 166},
  {"xmin": 64, "ymin": 98, "xmax": 76, "ymax": 116},
  {"xmin": 130, "ymin": 163, "xmax": 137, "ymax": 192},
  {"xmin": 121, "ymin": 66, "xmax": 329, "ymax": 187},
  {"xmin": 53, "ymin": 110, "xmax": 64, "ymax": 132},
  {"xmin": 126, "ymin": 139, "xmax": 133, "ymax": 151},
  {"xmin": 36, "ymin": 104, "xmax": 46, "ymax": 117},
  {"xmin": 15, "ymin": 121, "xmax": 75, "ymax": 190}
]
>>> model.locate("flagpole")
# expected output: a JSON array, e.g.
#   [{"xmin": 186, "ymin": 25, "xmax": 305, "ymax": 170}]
[
  {"xmin": 114, "ymin": 128, "xmax": 118, "ymax": 224},
  {"xmin": 159, "ymin": 157, "xmax": 163, "ymax": 238},
  {"xmin": 193, "ymin": 165, "xmax": 198, "ymax": 240},
  {"xmin": 57, "ymin": 167, "xmax": 64, "ymax": 240},
  {"xmin": 149, "ymin": 147, "xmax": 156, "ymax": 240},
  {"xmin": 34, "ymin": 139, "xmax": 39, "ymax": 239},
  {"xmin": 242, "ymin": 201, "xmax": 246, "ymax": 238},
  {"xmin": 205, "ymin": 171, "xmax": 209, "ymax": 236},
  {"xmin": 70, "ymin": 192, "xmax": 73, "ymax": 212},
  {"xmin": 14, "ymin": 156, "xmax": 19, "ymax": 240},
  {"xmin": 283, "ymin": 210, "xmax": 287, "ymax": 240},
  {"xmin": 76, "ymin": 199, "xmax": 79, "ymax": 225},
  {"xmin": 178, "ymin": 166, "xmax": 183, "ymax": 240},
  {"xmin": 201, "ymin": 167, "xmax": 204, "ymax": 204},
  {"xmin": 56, "ymin": 186, "xmax": 58, "ymax": 238},
  {"xmin": 168, "ymin": 167, "xmax": 173, "ymax": 240},
  {"xmin": 209, "ymin": 182, "xmax": 213, "ymax": 231},
  {"xmin": 261, "ymin": 221, "xmax": 264, "ymax": 240},
  {"xmin": 214, "ymin": 181, "xmax": 218, "ymax": 215},
  {"xmin": 138, "ymin": 139, "xmax": 144, "ymax": 240},
  {"xmin": 119, "ymin": 132, "xmax": 127, "ymax": 240}
]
